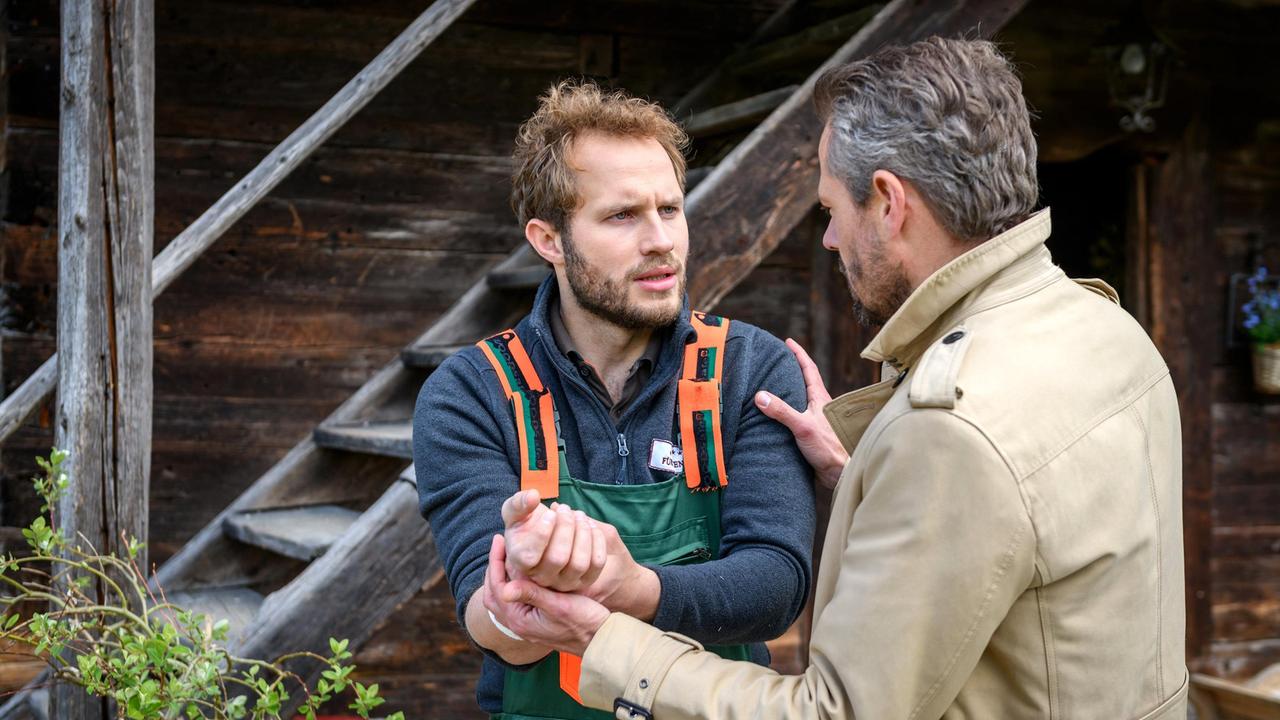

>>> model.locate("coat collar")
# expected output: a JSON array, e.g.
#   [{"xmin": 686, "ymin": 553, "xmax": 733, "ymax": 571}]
[{"xmin": 862, "ymin": 208, "xmax": 1058, "ymax": 369}]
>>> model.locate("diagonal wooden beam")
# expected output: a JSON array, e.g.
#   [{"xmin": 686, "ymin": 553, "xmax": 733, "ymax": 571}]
[
  {"xmin": 0, "ymin": 0, "xmax": 477, "ymax": 450},
  {"xmin": 685, "ymin": 0, "xmax": 1031, "ymax": 310}
]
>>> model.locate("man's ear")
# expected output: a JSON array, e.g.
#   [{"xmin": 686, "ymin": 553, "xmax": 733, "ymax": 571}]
[
  {"xmin": 525, "ymin": 218, "xmax": 564, "ymax": 264},
  {"xmin": 870, "ymin": 170, "xmax": 908, "ymax": 239}
]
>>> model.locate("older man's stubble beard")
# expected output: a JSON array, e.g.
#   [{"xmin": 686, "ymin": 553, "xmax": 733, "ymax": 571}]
[
  {"xmin": 839, "ymin": 236, "xmax": 912, "ymax": 328},
  {"xmin": 562, "ymin": 228, "xmax": 686, "ymax": 330}
]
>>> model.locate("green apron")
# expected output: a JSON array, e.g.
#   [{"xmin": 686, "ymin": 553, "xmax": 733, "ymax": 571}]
[{"xmin": 494, "ymin": 453, "xmax": 751, "ymax": 720}]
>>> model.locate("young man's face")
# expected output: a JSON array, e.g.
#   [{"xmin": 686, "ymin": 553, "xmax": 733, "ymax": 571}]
[
  {"xmin": 817, "ymin": 124, "xmax": 911, "ymax": 327},
  {"xmin": 559, "ymin": 131, "xmax": 688, "ymax": 329}
]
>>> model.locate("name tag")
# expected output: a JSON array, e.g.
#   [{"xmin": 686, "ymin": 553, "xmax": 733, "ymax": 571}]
[{"xmin": 648, "ymin": 439, "xmax": 684, "ymax": 473}]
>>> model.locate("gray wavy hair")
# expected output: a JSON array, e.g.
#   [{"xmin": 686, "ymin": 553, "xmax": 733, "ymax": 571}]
[{"xmin": 814, "ymin": 37, "xmax": 1038, "ymax": 243}]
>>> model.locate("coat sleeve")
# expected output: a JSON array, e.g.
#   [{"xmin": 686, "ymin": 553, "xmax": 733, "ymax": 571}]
[{"xmin": 580, "ymin": 409, "xmax": 1037, "ymax": 720}]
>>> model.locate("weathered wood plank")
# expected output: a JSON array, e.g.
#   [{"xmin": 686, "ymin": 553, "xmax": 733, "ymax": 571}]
[
  {"xmin": 163, "ymin": 587, "xmax": 265, "ymax": 646},
  {"xmin": 486, "ymin": 264, "xmax": 550, "ymax": 290},
  {"xmin": 223, "ymin": 505, "xmax": 361, "ymax": 561},
  {"xmin": 685, "ymin": 0, "xmax": 1033, "ymax": 310},
  {"xmin": 151, "ymin": 0, "xmax": 478, "ymax": 295},
  {"xmin": 685, "ymin": 85, "xmax": 799, "ymax": 138},
  {"xmin": 0, "ymin": 0, "xmax": 479, "ymax": 452},
  {"xmin": 51, "ymin": 0, "xmax": 154, "ymax": 716},
  {"xmin": 1149, "ymin": 117, "xmax": 1215, "ymax": 659},
  {"xmin": 233, "ymin": 480, "xmax": 443, "ymax": 717},
  {"xmin": 313, "ymin": 420, "xmax": 413, "ymax": 459},
  {"xmin": 1191, "ymin": 673, "xmax": 1280, "ymax": 720},
  {"xmin": 732, "ymin": 5, "xmax": 883, "ymax": 77},
  {"xmin": 400, "ymin": 344, "xmax": 470, "ymax": 370}
]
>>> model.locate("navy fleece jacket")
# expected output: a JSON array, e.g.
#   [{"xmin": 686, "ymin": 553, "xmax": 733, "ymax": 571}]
[{"xmin": 414, "ymin": 278, "xmax": 815, "ymax": 713}]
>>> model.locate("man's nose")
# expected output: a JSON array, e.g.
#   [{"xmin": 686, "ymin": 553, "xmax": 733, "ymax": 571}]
[
  {"xmin": 640, "ymin": 213, "xmax": 676, "ymax": 254},
  {"xmin": 822, "ymin": 222, "xmax": 840, "ymax": 252}
]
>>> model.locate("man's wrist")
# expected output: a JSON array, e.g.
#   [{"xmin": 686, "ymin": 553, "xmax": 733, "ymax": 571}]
[{"xmin": 614, "ymin": 565, "xmax": 660, "ymax": 621}]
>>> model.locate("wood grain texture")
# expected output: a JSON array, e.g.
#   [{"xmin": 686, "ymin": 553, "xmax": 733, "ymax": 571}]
[
  {"xmin": 1148, "ymin": 117, "xmax": 1216, "ymax": 660},
  {"xmin": 50, "ymin": 0, "xmax": 154, "ymax": 716},
  {"xmin": 685, "ymin": 0, "xmax": 1032, "ymax": 310}
]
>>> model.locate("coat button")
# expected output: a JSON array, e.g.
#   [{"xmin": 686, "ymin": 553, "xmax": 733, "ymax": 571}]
[
  {"xmin": 943, "ymin": 331, "xmax": 966, "ymax": 345},
  {"xmin": 578, "ymin": 365, "xmax": 592, "ymax": 377}
]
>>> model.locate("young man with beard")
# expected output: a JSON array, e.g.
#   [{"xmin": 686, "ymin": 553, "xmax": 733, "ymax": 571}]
[
  {"xmin": 413, "ymin": 81, "xmax": 815, "ymax": 718},
  {"xmin": 482, "ymin": 38, "xmax": 1189, "ymax": 719}
]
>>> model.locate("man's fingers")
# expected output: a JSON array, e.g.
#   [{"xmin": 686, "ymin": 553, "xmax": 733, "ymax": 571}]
[
  {"xmin": 785, "ymin": 338, "xmax": 833, "ymax": 404},
  {"xmin": 532, "ymin": 506, "xmax": 577, "ymax": 581},
  {"xmin": 558, "ymin": 511, "xmax": 593, "ymax": 587},
  {"xmin": 581, "ymin": 519, "xmax": 606, "ymax": 587},
  {"xmin": 486, "ymin": 534, "xmax": 507, "ymax": 595},
  {"xmin": 755, "ymin": 391, "xmax": 805, "ymax": 432},
  {"xmin": 501, "ymin": 489, "xmax": 541, "ymax": 527},
  {"xmin": 502, "ymin": 577, "xmax": 555, "ymax": 609},
  {"xmin": 506, "ymin": 504, "xmax": 557, "ymax": 576}
]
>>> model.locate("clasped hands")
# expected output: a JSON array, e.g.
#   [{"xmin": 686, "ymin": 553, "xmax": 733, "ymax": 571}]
[
  {"xmin": 481, "ymin": 489, "xmax": 658, "ymax": 657},
  {"xmin": 480, "ymin": 339, "xmax": 848, "ymax": 660}
]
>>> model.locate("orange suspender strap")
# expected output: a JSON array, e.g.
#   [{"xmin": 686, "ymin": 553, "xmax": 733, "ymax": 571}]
[
  {"xmin": 476, "ymin": 330, "xmax": 560, "ymax": 500},
  {"xmin": 680, "ymin": 311, "xmax": 730, "ymax": 491}
]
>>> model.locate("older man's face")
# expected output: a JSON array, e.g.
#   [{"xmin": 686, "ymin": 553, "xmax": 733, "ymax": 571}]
[{"xmin": 817, "ymin": 124, "xmax": 911, "ymax": 327}]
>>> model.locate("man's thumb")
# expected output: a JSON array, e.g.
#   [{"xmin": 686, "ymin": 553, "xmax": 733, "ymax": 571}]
[{"xmin": 501, "ymin": 578, "xmax": 545, "ymax": 606}]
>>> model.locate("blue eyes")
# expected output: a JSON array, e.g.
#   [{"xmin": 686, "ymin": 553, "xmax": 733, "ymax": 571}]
[{"xmin": 609, "ymin": 207, "xmax": 679, "ymax": 221}]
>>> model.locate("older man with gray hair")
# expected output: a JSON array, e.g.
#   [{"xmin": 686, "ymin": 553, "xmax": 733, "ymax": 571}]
[{"xmin": 482, "ymin": 37, "xmax": 1189, "ymax": 719}]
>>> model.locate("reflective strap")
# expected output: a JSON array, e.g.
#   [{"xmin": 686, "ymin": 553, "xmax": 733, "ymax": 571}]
[
  {"xmin": 559, "ymin": 652, "xmax": 583, "ymax": 704},
  {"xmin": 680, "ymin": 312, "xmax": 729, "ymax": 491},
  {"xmin": 477, "ymin": 330, "xmax": 561, "ymax": 499}
]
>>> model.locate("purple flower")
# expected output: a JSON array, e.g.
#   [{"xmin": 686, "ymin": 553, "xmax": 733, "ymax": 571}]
[{"xmin": 1245, "ymin": 315, "xmax": 1261, "ymax": 330}]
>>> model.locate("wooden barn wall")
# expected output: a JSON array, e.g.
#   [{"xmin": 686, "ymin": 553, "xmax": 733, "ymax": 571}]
[
  {"xmin": 1142, "ymin": 1, "xmax": 1280, "ymax": 680},
  {"xmin": 2, "ymin": 0, "xmax": 845, "ymax": 715},
  {"xmin": 1200, "ymin": 121, "xmax": 1280, "ymax": 680},
  {"xmin": 0, "ymin": 0, "xmax": 786, "ymax": 557}
]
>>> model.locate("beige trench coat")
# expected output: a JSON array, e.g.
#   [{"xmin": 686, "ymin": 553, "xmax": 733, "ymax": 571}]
[{"xmin": 579, "ymin": 209, "xmax": 1189, "ymax": 719}]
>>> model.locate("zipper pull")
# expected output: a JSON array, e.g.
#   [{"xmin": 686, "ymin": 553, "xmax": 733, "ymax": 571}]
[{"xmin": 616, "ymin": 433, "xmax": 630, "ymax": 457}]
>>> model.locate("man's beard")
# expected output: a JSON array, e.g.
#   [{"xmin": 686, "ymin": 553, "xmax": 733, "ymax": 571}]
[
  {"xmin": 562, "ymin": 229, "xmax": 685, "ymax": 330},
  {"xmin": 839, "ymin": 232, "xmax": 912, "ymax": 328}
]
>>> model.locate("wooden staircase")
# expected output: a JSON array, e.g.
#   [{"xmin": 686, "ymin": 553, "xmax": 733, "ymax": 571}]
[{"xmin": 0, "ymin": 1, "xmax": 1027, "ymax": 716}]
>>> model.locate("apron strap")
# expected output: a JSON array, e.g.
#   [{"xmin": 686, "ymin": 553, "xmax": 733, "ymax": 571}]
[
  {"xmin": 680, "ymin": 312, "xmax": 730, "ymax": 491},
  {"xmin": 477, "ymin": 330, "xmax": 561, "ymax": 500}
]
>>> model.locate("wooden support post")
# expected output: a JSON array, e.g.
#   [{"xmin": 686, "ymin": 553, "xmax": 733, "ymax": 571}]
[
  {"xmin": 52, "ymin": 0, "xmax": 154, "ymax": 717},
  {"xmin": 1148, "ymin": 116, "xmax": 1214, "ymax": 663}
]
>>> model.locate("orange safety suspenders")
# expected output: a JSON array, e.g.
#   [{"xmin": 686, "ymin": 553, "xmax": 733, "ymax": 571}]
[
  {"xmin": 476, "ymin": 312, "xmax": 731, "ymax": 705},
  {"xmin": 680, "ymin": 312, "xmax": 730, "ymax": 491},
  {"xmin": 477, "ymin": 312, "xmax": 732, "ymax": 496},
  {"xmin": 477, "ymin": 330, "xmax": 561, "ymax": 500}
]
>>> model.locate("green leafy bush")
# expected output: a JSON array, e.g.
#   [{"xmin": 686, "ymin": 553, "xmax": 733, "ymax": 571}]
[{"xmin": 0, "ymin": 449, "xmax": 403, "ymax": 720}]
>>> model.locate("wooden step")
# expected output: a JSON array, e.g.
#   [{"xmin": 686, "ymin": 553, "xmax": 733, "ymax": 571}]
[
  {"xmin": 163, "ymin": 586, "xmax": 265, "ymax": 642},
  {"xmin": 685, "ymin": 86, "xmax": 798, "ymax": 137},
  {"xmin": 487, "ymin": 264, "xmax": 550, "ymax": 290},
  {"xmin": 399, "ymin": 463, "xmax": 418, "ymax": 489},
  {"xmin": 223, "ymin": 505, "xmax": 361, "ymax": 561},
  {"xmin": 314, "ymin": 420, "xmax": 412, "ymax": 459},
  {"xmin": 400, "ymin": 342, "xmax": 470, "ymax": 369},
  {"xmin": 732, "ymin": 4, "xmax": 882, "ymax": 77}
]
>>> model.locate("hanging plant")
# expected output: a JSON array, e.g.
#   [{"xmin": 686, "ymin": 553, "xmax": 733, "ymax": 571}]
[{"xmin": 1242, "ymin": 267, "xmax": 1280, "ymax": 394}]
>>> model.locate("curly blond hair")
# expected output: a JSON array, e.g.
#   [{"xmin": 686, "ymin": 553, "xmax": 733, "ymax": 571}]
[{"xmin": 510, "ymin": 80, "xmax": 688, "ymax": 232}]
